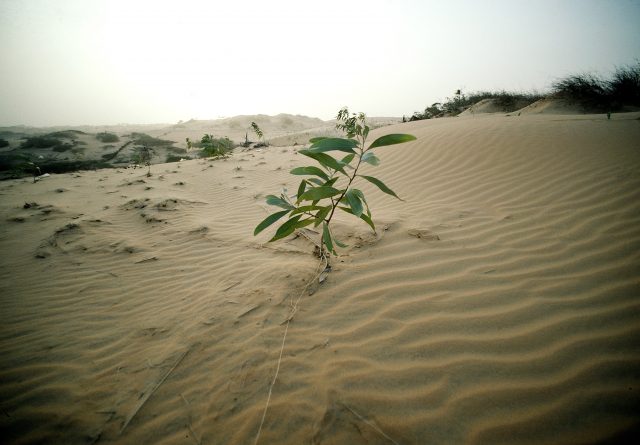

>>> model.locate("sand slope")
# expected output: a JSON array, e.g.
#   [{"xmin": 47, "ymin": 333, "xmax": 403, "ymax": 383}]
[{"xmin": 1, "ymin": 112, "xmax": 639, "ymax": 444}]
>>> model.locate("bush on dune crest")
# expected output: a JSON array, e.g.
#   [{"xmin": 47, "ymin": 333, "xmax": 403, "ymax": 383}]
[
  {"xmin": 407, "ymin": 90, "xmax": 544, "ymax": 120},
  {"xmin": 551, "ymin": 63, "xmax": 640, "ymax": 112},
  {"xmin": 407, "ymin": 62, "xmax": 640, "ymax": 120}
]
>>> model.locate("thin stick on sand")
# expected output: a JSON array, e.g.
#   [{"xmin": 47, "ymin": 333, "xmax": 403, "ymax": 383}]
[
  {"xmin": 120, "ymin": 348, "xmax": 190, "ymax": 434},
  {"xmin": 340, "ymin": 402, "xmax": 401, "ymax": 445},
  {"xmin": 254, "ymin": 255, "xmax": 328, "ymax": 445}
]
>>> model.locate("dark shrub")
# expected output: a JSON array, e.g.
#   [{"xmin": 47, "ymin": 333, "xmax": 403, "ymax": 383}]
[{"xmin": 96, "ymin": 132, "xmax": 119, "ymax": 143}]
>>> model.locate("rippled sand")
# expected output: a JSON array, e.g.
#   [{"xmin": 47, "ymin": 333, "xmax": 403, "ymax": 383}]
[{"xmin": 1, "ymin": 112, "xmax": 639, "ymax": 444}]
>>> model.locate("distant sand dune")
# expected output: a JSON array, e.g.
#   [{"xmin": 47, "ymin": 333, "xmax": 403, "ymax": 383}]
[{"xmin": 1, "ymin": 112, "xmax": 639, "ymax": 444}]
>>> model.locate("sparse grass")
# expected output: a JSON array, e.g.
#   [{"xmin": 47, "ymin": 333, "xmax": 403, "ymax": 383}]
[
  {"xmin": 407, "ymin": 90, "xmax": 544, "ymax": 121},
  {"xmin": 406, "ymin": 63, "xmax": 640, "ymax": 120},
  {"xmin": 552, "ymin": 63, "xmax": 640, "ymax": 111},
  {"xmin": 552, "ymin": 74, "xmax": 609, "ymax": 111}
]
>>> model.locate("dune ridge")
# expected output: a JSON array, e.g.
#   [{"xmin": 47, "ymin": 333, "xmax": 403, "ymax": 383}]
[{"xmin": 1, "ymin": 112, "xmax": 639, "ymax": 444}]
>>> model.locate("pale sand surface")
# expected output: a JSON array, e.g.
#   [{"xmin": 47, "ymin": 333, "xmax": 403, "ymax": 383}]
[{"xmin": 1, "ymin": 112, "xmax": 639, "ymax": 444}]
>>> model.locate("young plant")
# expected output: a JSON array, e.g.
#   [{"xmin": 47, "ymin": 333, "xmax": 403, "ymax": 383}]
[
  {"xmin": 251, "ymin": 121, "xmax": 268, "ymax": 148},
  {"xmin": 200, "ymin": 134, "xmax": 233, "ymax": 158},
  {"xmin": 254, "ymin": 107, "xmax": 416, "ymax": 263},
  {"xmin": 133, "ymin": 145, "xmax": 154, "ymax": 176}
]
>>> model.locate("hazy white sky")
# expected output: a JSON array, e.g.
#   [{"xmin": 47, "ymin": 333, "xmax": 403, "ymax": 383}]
[{"xmin": 1, "ymin": 0, "xmax": 639, "ymax": 126}]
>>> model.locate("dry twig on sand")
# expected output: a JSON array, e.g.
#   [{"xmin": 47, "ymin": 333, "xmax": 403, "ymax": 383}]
[
  {"xmin": 254, "ymin": 255, "xmax": 329, "ymax": 445},
  {"xmin": 120, "ymin": 348, "xmax": 190, "ymax": 434}
]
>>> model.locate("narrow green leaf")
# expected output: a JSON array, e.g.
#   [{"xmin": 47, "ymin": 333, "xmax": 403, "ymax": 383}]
[
  {"xmin": 368, "ymin": 133, "xmax": 416, "ymax": 149},
  {"xmin": 323, "ymin": 177, "xmax": 339, "ymax": 188},
  {"xmin": 341, "ymin": 153, "xmax": 356, "ymax": 166},
  {"xmin": 254, "ymin": 209, "xmax": 290, "ymax": 236},
  {"xmin": 335, "ymin": 238, "xmax": 348, "ymax": 248},
  {"xmin": 270, "ymin": 215, "xmax": 302, "ymax": 242},
  {"xmin": 309, "ymin": 137, "xmax": 328, "ymax": 144},
  {"xmin": 308, "ymin": 178, "xmax": 324, "ymax": 186},
  {"xmin": 345, "ymin": 189, "xmax": 363, "ymax": 217},
  {"xmin": 361, "ymin": 152, "xmax": 380, "ymax": 166},
  {"xmin": 299, "ymin": 150, "xmax": 346, "ymax": 173},
  {"xmin": 266, "ymin": 194, "xmax": 294, "ymax": 209},
  {"xmin": 309, "ymin": 138, "xmax": 358, "ymax": 153},
  {"xmin": 359, "ymin": 175, "xmax": 403, "ymax": 200},
  {"xmin": 299, "ymin": 186, "xmax": 342, "ymax": 201},
  {"xmin": 296, "ymin": 179, "xmax": 307, "ymax": 200},
  {"xmin": 314, "ymin": 205, "xmax": 331, "ymax": 227},
  {"xmin": 290, "ymin": 166, "xmax": 329, "ymax": 181},
  {"xmin": 322, "ymin": 222, "xmax": 335, "ymax": 254},
  {"xmin": 339, "ymin": 206, "xmax": 376, "ymax": 232},
  {"xmin": 291, "ymin": 205, "xmax": 323, "ymax": 216}
]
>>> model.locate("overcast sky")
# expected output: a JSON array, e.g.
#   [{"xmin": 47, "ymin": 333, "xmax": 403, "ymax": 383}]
[{"xmin": 1, "ymin": 0, "xmax": 639, "ymax": 126}]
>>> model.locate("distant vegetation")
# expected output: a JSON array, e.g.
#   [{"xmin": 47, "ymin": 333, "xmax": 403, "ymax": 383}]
[
  {"xmin": 551, "ymin": 63, "xmax": 640, "ymax": 112},
  {"xmin": 19, "ymin": 130, "xmax": 86, "ymax": 152},
  {"xmin": 0, "ymin": 139, "xmax": 9, "ymax": 148},
  {"xmin": 166, "ymin": 154, "xmax": 191, "ymax": 163},
  {"xmin": 406, "ymin": 90, "xmax": 544, "ymax": 121},
  {"xmin": 96, "ymin": 132, "xmax": 119, "ymax": 143},
  {"xmin": 128, "ymin": 132, "xmax": 175, "ymax": 148},
  {"xmin": 407, "ymin": 62, "xmax": 640, "ymax": 120},
  {"xmin": 197, "ymin": 134, "xmax": 235, "ymax": 157}
]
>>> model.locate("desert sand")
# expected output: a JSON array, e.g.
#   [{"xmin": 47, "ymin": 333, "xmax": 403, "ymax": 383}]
[{"xmin": 1, "ymin": 109, "xmax": 639, "ymax": 444}]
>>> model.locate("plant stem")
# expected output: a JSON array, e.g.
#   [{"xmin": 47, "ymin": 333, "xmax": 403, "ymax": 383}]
[{"xmin": 319, "ymin": 133, "xmax": 366, "ymax": 261}]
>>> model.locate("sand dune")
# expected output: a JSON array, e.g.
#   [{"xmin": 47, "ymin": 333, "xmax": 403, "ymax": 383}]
[{"xmin": 1, "ymin": 111, "xmax": 639, "ymax": 444}]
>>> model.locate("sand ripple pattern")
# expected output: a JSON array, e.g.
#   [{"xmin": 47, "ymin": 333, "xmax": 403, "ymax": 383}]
[{"xmin": 1, "ymin": 114, "xmax": 639, "ymax": 444}]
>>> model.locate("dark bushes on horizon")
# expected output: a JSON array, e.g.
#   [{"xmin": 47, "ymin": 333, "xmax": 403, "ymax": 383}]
[
  {"xmin": 96, "ymin": 132, "xmax": 119, "ymax": 143},
  {"xmin": 551, "ymin": 63, "xmax": 640, "ymax": 112},
  {"xmin": 128, "ymin": 132, "xmax": 174, "ymax": 148},
  {"xmin": 406, "ymin": 90, "xmax": 544, "ymax": 121},
  {"xmin": 407, "ymin": 63, "xmax": 640, "ymax": 121}
]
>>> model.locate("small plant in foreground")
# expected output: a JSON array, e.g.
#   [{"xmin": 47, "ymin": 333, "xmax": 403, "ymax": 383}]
[{"xmin": 254, "ymin": 107, "xmax": 416, "ymax": 263}]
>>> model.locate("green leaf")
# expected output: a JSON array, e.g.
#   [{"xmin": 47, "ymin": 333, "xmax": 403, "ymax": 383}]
[
  {"xmin": 254, "ymin": 210, "xmax": 290, "ymax": 236},
  {"xmin": 323, "ymin": 177, "xmax": 339, "ymax": 188},
  {"xmin": 335, "ymin": 238, "xmax": 348, "ymax": 248},
  {"xmin": 368, "ymin": 133, "xmax": 416, "ymax": 149},
  {"xmin": 361, "ymin": 152, "xmax": 380, "ymax": 166},
  {"xmin": 309, "ymin": 137, "xmax": 328, "ymax": 144},
  {"xmin": 359, "ymin": 175, "xmax": 403, "ymax": 200},
  {"xmin": 345, "ymin": 188, "xmax": 363, "ymax": 217},
  {"xmin": 290, "ymin": 205, "xmax": 323, "ymax": 216},
  {"xmin": 266, "ymin": 194, "xmax": 294, "ymax": 209},
  {"xmin": 296, "ymin": 179, "xmax": 307, "ymax": 199},
  {"xmin": 322, "ymin": 222, "xmax": 335, "ymax": 254},
  {"xmin": 308, "ymin": 138, "xmax": 357, "ymax": 154},
  {"xmin": 270, "ymin": 215, "xmax": 302, "ymax": 242},
  {"xmin": 299, "ymin": 150, "xmax": 346, "ymax": 173},
  {"xmin": 341, "ymin": 153, "xmax": 355, "ymax": 166},
  {"xmin": 339, "ymin": 206, "xmax": 376, "ymax": 232},
  {"xmin": 290, "ymin": 166, "xmax": 329, "ymax": 181},
  {"xmin": 314, "ymin": 205, "xmax": 331, "ymax": 226},
  {"xmin": 299, "ymin": 186, "xmax": 342, "ymax": 201},
  {"xmin": 308, "ymin": 178, "xmax": 324, "ymax": 186}
]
